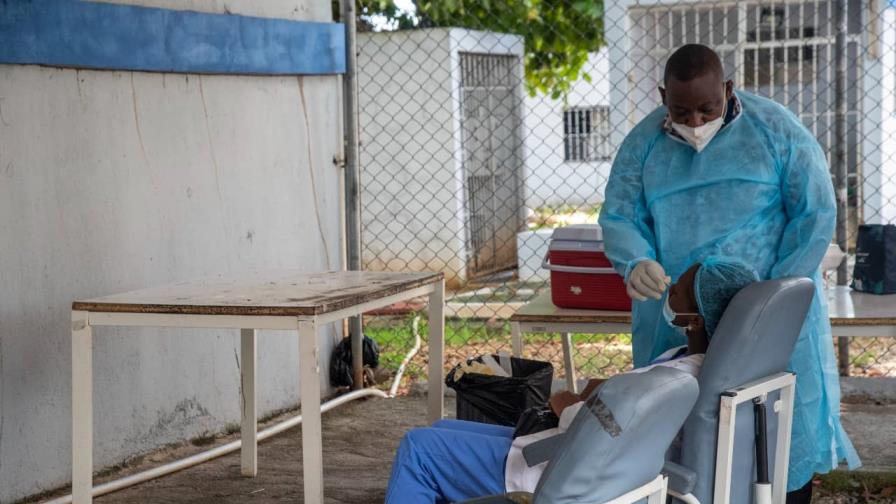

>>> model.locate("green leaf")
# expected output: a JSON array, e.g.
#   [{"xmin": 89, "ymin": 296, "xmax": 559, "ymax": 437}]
[{"xmin": 359, "ymin": 0, "xmax": 606, "ymax": 98}]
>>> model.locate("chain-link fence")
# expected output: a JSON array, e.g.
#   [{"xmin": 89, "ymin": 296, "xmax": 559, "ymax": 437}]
[{"xmin": 350, "ymin": 0, "xmax": 896, "ymax": 390}]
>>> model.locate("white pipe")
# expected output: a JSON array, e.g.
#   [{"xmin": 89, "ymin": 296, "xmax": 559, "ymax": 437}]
[
  {"xmin": 389, "ymin": 315, "xmax": 422, "ymax": 397},
  {"xmin": 43, "ymin": 388, "xmax": 389, "ymax": 504}
]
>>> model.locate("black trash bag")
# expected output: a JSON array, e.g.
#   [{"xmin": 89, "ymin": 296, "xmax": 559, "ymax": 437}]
[
  {"xmin": 329, "ymin": 333, "xmax": 380, "ymax": 388},
  {"xmin": 445, "ymin": 355, "xmax": 553, "ymax": 426},
  {"xmin": 852, "ymin": 224, "xmax": 896, "ymax": 294},
  {"xmin": 513, "ymin": 405, "xmax": 560, "ymax": 438}
]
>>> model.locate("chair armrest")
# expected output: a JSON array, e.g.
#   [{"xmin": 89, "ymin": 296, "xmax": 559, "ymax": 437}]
[
  {"xmin": 663, "ymin": 461, "xmax": 697, "ymax": 495},
  {"xmin": 522, "ymin": 433, "xmax": 566, "ymax": 467}
]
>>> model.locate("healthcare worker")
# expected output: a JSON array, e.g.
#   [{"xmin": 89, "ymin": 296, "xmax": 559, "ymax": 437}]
[{"xmin": 598, "ymin": 44, "xmax": 860, "ymax": 503}]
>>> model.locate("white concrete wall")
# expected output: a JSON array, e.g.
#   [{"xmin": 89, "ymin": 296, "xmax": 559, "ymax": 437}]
[
  {"xmin": 357, "ymin": 29, "xmax": 467, "ymax": 285},
  {"xmin": 0, "ymin": 1, "xmax": 342, "ymax": 501},
  {"xmin": 358, "ymin": 28, "xmax": 524, "ymax": 287},
  {"xmin": 523, "ymin": 50, "xmax": 612, "ymax": 208}
]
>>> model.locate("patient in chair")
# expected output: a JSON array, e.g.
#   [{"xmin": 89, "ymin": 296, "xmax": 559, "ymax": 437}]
[{"xmin": 384, "ymin": 258, "xmax": 758, "ymax": 504}]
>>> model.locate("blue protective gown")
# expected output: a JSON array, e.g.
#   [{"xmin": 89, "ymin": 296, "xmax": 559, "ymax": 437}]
[{"xmin": 598, "ymin": 91, "xmax": 860, "ymax": 489}]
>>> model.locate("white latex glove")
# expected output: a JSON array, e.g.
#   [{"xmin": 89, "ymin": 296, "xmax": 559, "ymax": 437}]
[{"xmin": 627, "ymin": 260, "xmax": 671, "ymax": 301}]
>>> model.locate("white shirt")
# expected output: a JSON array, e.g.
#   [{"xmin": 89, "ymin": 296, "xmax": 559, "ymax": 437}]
[{"xmin": 504, "ymin": 348, "xmax": 704, "ymax": 493}]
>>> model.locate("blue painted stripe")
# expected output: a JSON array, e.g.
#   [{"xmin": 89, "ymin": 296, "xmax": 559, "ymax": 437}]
[{"xmin": 0, "ymin": 0, "xmax": 345, "ymax": 75}]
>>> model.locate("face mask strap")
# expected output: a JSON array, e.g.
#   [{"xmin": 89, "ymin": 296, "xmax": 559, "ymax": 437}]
[{"xmin": 663, "ymin": 293, "xmax": 700, "ymax": 328}]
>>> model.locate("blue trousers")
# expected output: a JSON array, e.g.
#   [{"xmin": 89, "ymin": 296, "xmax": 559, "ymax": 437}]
[{"xmin": 385, "ymin": 419, "xmax": 514, "ymax": 504}]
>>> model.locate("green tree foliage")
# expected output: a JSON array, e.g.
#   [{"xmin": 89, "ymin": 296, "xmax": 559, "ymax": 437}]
[{"xmin": 335, "ymin": 0, "xmax": 606, "ymax": 98}]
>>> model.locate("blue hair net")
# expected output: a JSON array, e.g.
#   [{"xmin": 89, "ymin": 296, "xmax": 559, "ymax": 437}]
[{"xmin": 695, "ymin": 258, "xmax": 759, "ymax": 338}]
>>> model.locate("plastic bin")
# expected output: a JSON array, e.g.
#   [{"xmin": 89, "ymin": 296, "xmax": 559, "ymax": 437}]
[{"xmin": 445, "ymin": 355, "xmax": 553, "ymax": 426}]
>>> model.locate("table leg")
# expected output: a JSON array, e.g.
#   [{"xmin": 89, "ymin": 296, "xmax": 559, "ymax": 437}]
[
  {"xmin": 240, "ymin": 328, "xmax": 257, "ymax": 477},
  {"xmin": 561, "ymin": 332, "xmax": 577, "ymax": 394},
  {"xmin": 511, "ymin": 322, "xmax": 522, "ymax": 358},
  {"xmin": 428, "ymin": 280, "xmax": 445, "ymax": 423},
  {"xmin": 298, "ymin": 318, "xmax": 324, "ymax": 504},
  {"xmin": 350, "ymin": 316, "xmax": 364, "ymax": 390},
  {"xmin": 72, "ymin": 311, "xmax": 93, "ymax": 504}
]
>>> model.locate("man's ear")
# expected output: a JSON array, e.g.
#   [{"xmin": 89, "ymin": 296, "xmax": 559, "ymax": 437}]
[
  {"xmin": 658, "ymin": 86, "xmax": 667, "ymax": 105},
  {"xmin": 724, "ymin": 79, "xmax": 733, "ymax": 100}
]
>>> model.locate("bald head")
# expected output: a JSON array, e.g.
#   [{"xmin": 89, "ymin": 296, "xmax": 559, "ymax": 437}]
[
  {"xmin": 659, "ymin": 44, "xmax": 732, "ymax": 128},
  {"xmin": 663, "ymin": 44, "xmax": 724, "ymax": 85}
]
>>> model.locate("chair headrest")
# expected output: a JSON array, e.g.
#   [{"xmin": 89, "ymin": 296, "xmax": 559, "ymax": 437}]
[
  {"xmin": 680, "ymin": 277, "xmax": 815, "ymax": 504},
  {"xmin": 699, "ymin": 277, "xmax": 813, "ymax": 392}
]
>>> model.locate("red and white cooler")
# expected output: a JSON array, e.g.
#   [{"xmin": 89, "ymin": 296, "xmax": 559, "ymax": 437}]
[{"xmin": 541, "ymin": 224, "xmax": 631, "ymax": 311}]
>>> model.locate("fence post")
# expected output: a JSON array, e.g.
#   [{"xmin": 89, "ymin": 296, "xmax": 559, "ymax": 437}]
[
  {"xmin": 834, "ymin": 0, "xmax": 850, "ymax": 377},
  {"xmin": 342, "ymin": 0, "xmax": 364, "ymax": 389}
]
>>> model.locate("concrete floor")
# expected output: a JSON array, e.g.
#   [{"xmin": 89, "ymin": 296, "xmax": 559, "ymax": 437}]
[
  {"xmin": 840, "ymin": 402, "xmax": 896, "ymax": 471},
  {"xmin": 89, "ymin": 396, "xmax": 437, "ymax": 504},
  {"xmin": 31, "ymin": 395, "xmax": 896, "ymax": 503}
]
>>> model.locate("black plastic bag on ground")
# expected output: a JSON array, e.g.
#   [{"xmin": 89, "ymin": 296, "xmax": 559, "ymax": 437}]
[
  {"xmin": 445, "ymin": 355, "xmax": 553, "ymax": 426},
  {"xmin": 852, "ymin": 224, "xmax": 896, "ymax": 294},
  {"xmin": 513, "ymin": 405, "xmax": 560, "ymax": 438},
  {"xmin": 329, "ymin": 333, "xmax": 380, "ymax": 388}
]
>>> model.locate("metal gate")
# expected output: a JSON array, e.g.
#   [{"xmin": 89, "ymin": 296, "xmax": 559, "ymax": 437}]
[
  {"xmin": 459, "ymin": 52, "xmax": 525, "ymax": 278},
  {"xmin": 628, "ymin": 0, "xmax": 863, "ymax": 212}
]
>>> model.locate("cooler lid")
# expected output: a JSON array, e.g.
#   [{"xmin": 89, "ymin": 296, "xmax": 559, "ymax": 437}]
[
  {"xmin": 549, "ymin": 224, "xmax": 604, "ymax": 252},
  {"xmin": 550, "ymin": 224, "xmax": 603, "ymax": 242},
  {"xmin": 549, "ymin": 240, "xmax": 604, "ymax": 252}
]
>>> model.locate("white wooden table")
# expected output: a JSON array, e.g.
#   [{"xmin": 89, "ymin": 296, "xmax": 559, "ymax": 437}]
[
  {"xmin": 71, "ymin": 270, "xmax": 445, "ymax": 504},
  {"xmin": 510, "ymin": 293, "xmax": 632, "ymax": 393},
  {"xmin": 511, "ymin": 287, "xmax": 896, "ymax": 393}
]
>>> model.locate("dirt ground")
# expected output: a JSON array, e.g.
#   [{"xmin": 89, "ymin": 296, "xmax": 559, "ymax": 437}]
[
  {"xmin": 30, "ymin": 394, "xmax": 896, "ymax": 504},
  {"xmin": 83, "ymin": 395, "xmax": 439, "ymax": 504}
]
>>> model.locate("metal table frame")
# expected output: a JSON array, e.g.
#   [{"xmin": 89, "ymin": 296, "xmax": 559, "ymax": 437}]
[{"xmin": 71, "ymin": 276, "xmax": 445, "ymax": 504}]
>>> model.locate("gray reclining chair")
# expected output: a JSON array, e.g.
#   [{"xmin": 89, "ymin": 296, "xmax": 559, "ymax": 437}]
[
  {"xmin": 665, "ymin": 277, "xmax": 814, "ymax": 504},
  {"xmin": 460, "ymin": 365, "xmax": 699, "ymax": 504}
]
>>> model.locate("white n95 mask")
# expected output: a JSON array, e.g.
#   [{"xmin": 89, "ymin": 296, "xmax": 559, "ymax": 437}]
[{"xmin": 671, "ymin": 102, "xmax": 727, "ymax": 153}]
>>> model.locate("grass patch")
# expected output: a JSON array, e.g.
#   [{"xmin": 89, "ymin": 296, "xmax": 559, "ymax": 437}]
[
  {"xmin": 366, "ymin": 316, "xmax": 629, "ymax": 348},
  {"xmin": 366, "ymin": 315, "xmax": 634, "ymax": 384},
  {"xmin": 527, "ymin": 204, "xmax": 602, "ymax": 230}
]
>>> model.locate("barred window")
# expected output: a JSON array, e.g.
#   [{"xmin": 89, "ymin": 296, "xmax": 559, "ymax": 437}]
[{"xmin": 563, "ymin": 106, "xmax": 612, "ymax": 162}]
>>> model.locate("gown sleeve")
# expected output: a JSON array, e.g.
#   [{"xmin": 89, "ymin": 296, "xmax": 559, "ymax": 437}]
[
  {"xmin": 598, "ymin": 131, "xmax": 658, "ymax": 280},
  {"xmin": 768, "ymin": 122, "xmax": 837, "ymax": 279}
]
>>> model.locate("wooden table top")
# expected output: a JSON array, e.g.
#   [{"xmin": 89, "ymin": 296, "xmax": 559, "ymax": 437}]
[
  {"xmin": 511, "ymin": 288, "xmax": 896, "ymax": 327},
  {"xmin": 510, "ymin": 292, "xmax": 633, "ymax": 324},
  {"xmin": 72, "ymin": 270, "xmax": 443, "ymax": 317}
]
